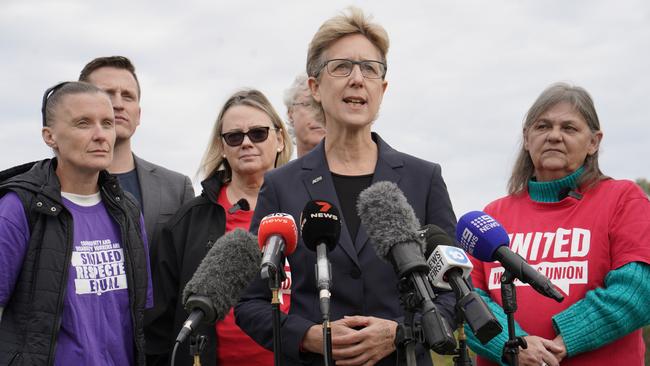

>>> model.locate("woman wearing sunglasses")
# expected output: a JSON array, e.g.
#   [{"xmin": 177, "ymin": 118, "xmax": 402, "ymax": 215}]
[
  {"xmin": 147, "ymin": 89, "xmax": 292, "ymax": 366},
  {"xmin": 235, "ymin": 8, "xmax": 457, "ymax": 366}
]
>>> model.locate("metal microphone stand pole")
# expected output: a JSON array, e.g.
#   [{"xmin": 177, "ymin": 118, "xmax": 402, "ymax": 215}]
[
  {"xmin": 269, "ymin": 271, "xmax": 285, "ymax": 366},
  {"xmin": 322, "ymin": 309, "xmax": 334, "ymax": 366},
  {"xmin": 500, "ymin": 270, "xmax": 526, "ymax": 366},
  {"xmin": 453, "ymin": 321, "xmax": 473, "ymax": 366},
  {"xmin": 189, "ymin": 334, "xmax": 207, "ymax": 366}
]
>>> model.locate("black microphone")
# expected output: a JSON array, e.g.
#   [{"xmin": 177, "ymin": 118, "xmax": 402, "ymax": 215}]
[
  {"xmin": 357, "ymin": 181, "xmax": 457, "ymax": 354},
  {"xmin": 228, "ymin": 198, "xmax": 250, "ymax": 214},
  {"xmin": 457, "ymin": 211, "xmax": 564, "ymax": 302},
  {"xmin": 421, "ymin": 225, "xmax": 502, "ymax": 344},
  {"xmin": 300, "ymin": 200, "xmax": 341, "ymax": 318},
  {"xmin": 177, "ymin": 229, "xmax": 261, "ymax": 344}
]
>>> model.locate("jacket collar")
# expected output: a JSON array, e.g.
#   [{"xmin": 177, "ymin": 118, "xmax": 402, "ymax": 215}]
[
  {"xmin": 300, "ymin": 132, "xmax": 404, "ymax": 267},
  {"xmin": 200, "ymin": 170, "xmax": 227, "ymax": 205}
]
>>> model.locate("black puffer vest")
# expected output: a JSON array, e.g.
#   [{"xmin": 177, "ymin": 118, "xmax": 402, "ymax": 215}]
[{"xmin": 0, "ymin": 159, "xmax": 149, "ymax": 366}]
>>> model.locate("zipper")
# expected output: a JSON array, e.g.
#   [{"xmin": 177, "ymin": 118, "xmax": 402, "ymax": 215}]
[
  {"xmin": 102, "ymin": 185, "xmax": 142, "ymax": 363},
  {"xmin": 47, "ymin": 211, "xmax": 72, "ymax": 363}
]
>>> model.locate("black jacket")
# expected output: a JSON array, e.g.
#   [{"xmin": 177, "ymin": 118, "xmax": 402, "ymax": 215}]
[
  {"xmin": 0, "ymin": 159, "xmax": 149, "ymax": 366},
  {"xmin": 145, "ymin": 171, "xmax": 227, "ymax": 366}
]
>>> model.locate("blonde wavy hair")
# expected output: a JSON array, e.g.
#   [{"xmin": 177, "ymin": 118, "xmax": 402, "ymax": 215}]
[{"xmin": 198, "ymin": 89, "xmax": 293, "ymax": 182}]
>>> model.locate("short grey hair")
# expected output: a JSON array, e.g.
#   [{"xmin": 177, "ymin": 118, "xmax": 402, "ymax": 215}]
[{"xmin": 283, "ymin": 73, "xmax": 310, "ymax": 110}]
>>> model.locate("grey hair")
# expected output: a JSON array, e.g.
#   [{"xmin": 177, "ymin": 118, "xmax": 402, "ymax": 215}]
[
  {"xmin": 283, "ymin": 73, "xmax": 310, "ymax": 110},
  {"xmin": 508, "ymin": 82, "xmax": 607, "ymax": 194},
  {"xmin": 44, "ymin": 81, "xmax": 108, "ymax": 126}
]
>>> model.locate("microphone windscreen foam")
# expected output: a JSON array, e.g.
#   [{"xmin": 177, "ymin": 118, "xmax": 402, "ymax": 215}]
[
  {"xmin": 356, "ymin": 181, "xmax": 425, "ymax": 262},
  {"xmin": 182, "ymin": 229, "xmax": 261, "ymax": 321},
  {"xmin": 258, "ymin": 213, "xmax": 298, "ymax": 255},
  {"xmin": 300, "ymin": 200, "xmax": 341, "ymax": 252},
  {"xmin": 456, "ymin": 211, "xmax": 510, "ymax": 262}
]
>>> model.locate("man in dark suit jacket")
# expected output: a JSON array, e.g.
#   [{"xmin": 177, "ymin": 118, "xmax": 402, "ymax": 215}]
[
  {"xmin": 79, "ymin": 56, "xmax": 194, "ymax": 364},
  {"xmin": 235, "ymin": 133, "xmax": 457, "ymax": 366}
]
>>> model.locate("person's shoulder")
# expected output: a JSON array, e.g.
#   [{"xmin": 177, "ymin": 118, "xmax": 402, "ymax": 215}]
[
  {"xmin": 590, "ymin": 178, "xmax": 649, "ymax": 201},
  {"xmin": 484, "ymin": 193, "xmax": 524, "ymax": 214},
  {"xmin": 376, "ymin": 136, "xmax": 440, "ymax": 172},
  {"xmin": 264, "ymin": 156, "xmax": 304, "ymax": 181},
  {"xmin": 134, "ymin": 155, "xmax": 191, "ymax": 182},
  {"xmin": 164, "ymin": 194, "xmax": 216, "ymax": 229}
]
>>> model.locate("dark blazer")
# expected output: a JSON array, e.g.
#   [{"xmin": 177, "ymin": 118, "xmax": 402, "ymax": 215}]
[
  {"xmin": 134, "ymin": 154, "xmax": 195, "ymax": 247},
  {"xmin": 135, "ymin": 155, "xmax": 195, "ymax": 364},
  {"xmin": 235, "ymin": 133, "xmax": 457, "ymax": 366}
]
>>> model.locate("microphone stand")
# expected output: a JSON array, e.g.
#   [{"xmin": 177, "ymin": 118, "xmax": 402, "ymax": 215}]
[
  {"xmin": 500, "ymin": 270, "xmax": 527, "ymax": 366},
  {"xmin": 453, "ymin": 321, "xmax": 473, "ymax": 366},
  {"xmin": 189, "ymin": 334, "xmax": 207, "ymax": 366},
  {"xmin": 269, "ymin": 270, "xmax": 285, "ymax": 366},
  {"xmin": 322, "ymin": 314, "xmax": 334, "ymax": 366},
  {"xmin": 394, "ymin": 278, "xmax": 420, "ymax": 366}
]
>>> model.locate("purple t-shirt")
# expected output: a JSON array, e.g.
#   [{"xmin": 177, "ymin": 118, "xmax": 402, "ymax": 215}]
[{"xmin": 0, "ymin": 192, "xmax": 153, "ymax": 366}]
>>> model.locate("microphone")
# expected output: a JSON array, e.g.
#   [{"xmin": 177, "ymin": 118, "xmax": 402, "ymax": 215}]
[
  {"xmin": 177, "ymin": 229, "xmax": 261, "ymax": 344},
  {"xmin": 228, "ymin": 198, "xmax": 250, "ymax": 214},
  {"xmin": 422, "ymin": 225, "xmax": 502, "ymax": 344},
  {"xmin": 456, "ymin": 211, "xmax": 564, "ymax": 302},
  {"xmin": 300, "ymin": 200, "xmax": 341, "ymax": 318},
  {"xmin": 357, "ymin": 181, "xmax": 457, "ymax": 354},
  {"xmin": 258, "ymin": 213, "xmax": 298, "ymax": 282}
]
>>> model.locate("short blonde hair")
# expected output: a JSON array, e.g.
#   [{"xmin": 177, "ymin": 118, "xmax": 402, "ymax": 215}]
[
  {"xmin": 306, "ymin": 7, "xmax": 390, "ymax": 78},
  {"xmin": 198, "ymin": 89, "xmax": 293, "ymax": 181}
]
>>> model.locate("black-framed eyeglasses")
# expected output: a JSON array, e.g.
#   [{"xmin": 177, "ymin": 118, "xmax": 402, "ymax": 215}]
[
  {"xmin": 221, "ymin": 126, "xmax": 276, "ymax": 147},
  {"xmin": 41, "ymin": 81, "xmax": 70, "ymax": 126},
  {"xmin": 320, "ymin": 59, "xmax": 387, "ymax": 79}
]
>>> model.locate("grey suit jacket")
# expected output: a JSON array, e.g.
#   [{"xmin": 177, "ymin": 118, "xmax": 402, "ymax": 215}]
[{"xmin": 134, "ymin": 154, "xmax": 195, "ymax": 247}]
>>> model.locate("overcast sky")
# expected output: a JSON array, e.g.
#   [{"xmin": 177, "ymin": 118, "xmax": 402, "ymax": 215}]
[{"xmin": 1, "ymin": 0, "xmax": 648, "ymax": 217}]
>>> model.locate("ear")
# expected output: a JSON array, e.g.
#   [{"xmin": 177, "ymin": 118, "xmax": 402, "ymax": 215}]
[
  {"xmin": 42, "ymin": 126, "xmax": 57, "ymax": 150},
  {"xmin": 381, "ymin": 79, "xmax": 388, "ymax": 94},
  {"xmin": 275, "ymin": 129, "xmax": 285, "ymax": 152},
  {"xmin": 308, "ymin": 76, "xmax": 321, "ymax": 103},
  {"xmin": 587, "ymin": 130, "xmax": 603, "ymax": 155}
]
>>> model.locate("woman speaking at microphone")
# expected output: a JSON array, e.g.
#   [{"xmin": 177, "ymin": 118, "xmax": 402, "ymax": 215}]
[
  {"xmin": 146, "ymin": 89, "xmax": 293, "ymax": 366},
  {"xmin": 235, "ymin": 7, "xmax": 457, "ymax": 366},
  {"xmin": 466, "ymin": 83, "xmax": 650, "ymax": 366}
]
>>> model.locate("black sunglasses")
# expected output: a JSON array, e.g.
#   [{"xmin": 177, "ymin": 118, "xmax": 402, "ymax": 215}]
[
  {"xmin": 221, "ymin": 126, "xmax": 276, "ymax": 147},
  {"xmin": 41, "ymin": 81, "xmax": 71, "ymax": 126}
]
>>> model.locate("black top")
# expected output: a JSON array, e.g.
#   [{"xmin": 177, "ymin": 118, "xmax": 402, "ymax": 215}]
[{"xmin": 331, "ymin": 172, "xmax": 373, "ymax": 243}]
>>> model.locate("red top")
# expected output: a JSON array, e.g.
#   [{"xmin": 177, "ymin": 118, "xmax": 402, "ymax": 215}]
[
  {"xmin": 471, "ymin": 179, "xmax": 650, "ymax": 366},
  {"xmin": 215, "ymin": 185, "xmax": 291, "ymax": 365}
]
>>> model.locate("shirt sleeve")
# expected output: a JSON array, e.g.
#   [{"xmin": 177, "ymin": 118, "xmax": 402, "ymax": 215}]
[
  {"xmin": 0, "ymin": 192, "xmax": 30, "ymax": 306},
  {"xmin": 552, "ymin": 261, "xmax": 650, "ymax": 357},
  {"xmin": 608, "ymin": 183, "xmax": 650, "ymax": 268}
]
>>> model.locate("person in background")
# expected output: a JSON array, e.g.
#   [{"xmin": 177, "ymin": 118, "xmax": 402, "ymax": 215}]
[
  {"xmin": 283, "ymin": 73, "xmax": 326, "ymax": 157},
  {"xmin": 78, "ymin": 56, "xmax": 195, "ymax": 364},
  {"xmin": 0, "ymin": 81, "xmax": 152, "ymax": 365},
  {"xmin": 149, "ymin": 89, "xmax": 293, "ymax": 366},
  {"xmin": 236, "ymin": 8, "xmax": 457, "ymax": 366},
  {"xmin": 467, "ymin": 82, "xmax": 650, "ymax": 366}
]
